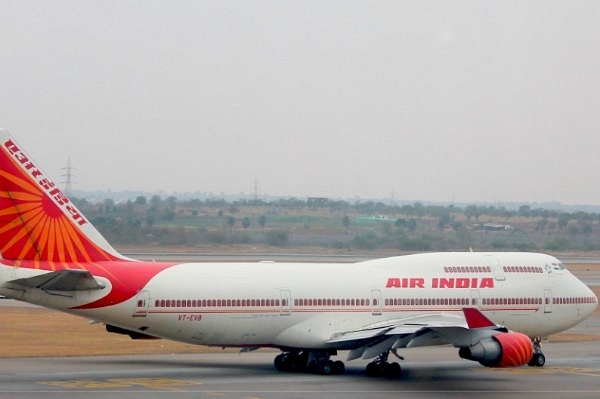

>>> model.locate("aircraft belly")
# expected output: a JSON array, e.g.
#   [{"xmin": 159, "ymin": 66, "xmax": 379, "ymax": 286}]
[{"xmin": 272, "ymin": 313, "xmax": 342, "ymax": 348}]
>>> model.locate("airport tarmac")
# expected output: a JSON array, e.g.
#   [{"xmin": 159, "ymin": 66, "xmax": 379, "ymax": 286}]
[{"xmin": 1, "ymin": 342, "xmax": 599, "ymax": 399}]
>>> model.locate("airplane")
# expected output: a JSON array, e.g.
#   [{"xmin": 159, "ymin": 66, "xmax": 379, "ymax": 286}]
[{"xmin": 0, "ymin": 128, "xmax": 597, "ymax": 377}]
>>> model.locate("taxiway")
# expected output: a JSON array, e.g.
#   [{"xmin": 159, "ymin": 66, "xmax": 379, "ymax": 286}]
[{"xmin": 1, "ymin": 342, "xmax": 599, "ymax": 399}]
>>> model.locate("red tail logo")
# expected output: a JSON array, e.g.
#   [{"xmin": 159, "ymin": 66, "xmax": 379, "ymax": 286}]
[{"xmin": 0, "ymin": 133, "xmax": 125, "ymax": 267}]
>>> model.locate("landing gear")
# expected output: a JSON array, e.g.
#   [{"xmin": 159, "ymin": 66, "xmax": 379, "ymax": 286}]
[
  {"xmin": 528, "ymin": 337, "xmax": 546, "ymax": 367},
  {"xmin": 274, "ymin": 350, "xmax": 345, "ymax": 375},
  {"xmin": 365, "ymin": 350, "xmax": 402, "ymax": 378}
]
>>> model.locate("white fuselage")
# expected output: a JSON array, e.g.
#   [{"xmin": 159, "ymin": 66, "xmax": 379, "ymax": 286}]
[{"xmin": 3, "ymin": 252, "xmax": 595, "ymax": 350}]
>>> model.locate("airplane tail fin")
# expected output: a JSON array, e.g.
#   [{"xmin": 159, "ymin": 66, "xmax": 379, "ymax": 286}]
[{"xmin": 0, "ymin": 129, "xmax": 130, "ymax": 266}]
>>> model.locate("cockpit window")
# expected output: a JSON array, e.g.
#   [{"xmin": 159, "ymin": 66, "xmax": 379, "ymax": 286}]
[{"xmin": 558, "ymin": 262, "xmax": 566, "ymax": 270}]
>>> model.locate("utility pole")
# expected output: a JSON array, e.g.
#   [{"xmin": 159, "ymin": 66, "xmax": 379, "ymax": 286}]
[{"xmin": 62, "ymin": 158, "xmax": 73, "ymax": 196}]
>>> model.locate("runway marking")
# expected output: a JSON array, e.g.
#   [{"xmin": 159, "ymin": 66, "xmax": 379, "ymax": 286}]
[
  {"xmin": 488, "ymin": 366, "xmax": 600, "ymax": 377},
  {"xmin": 38, "ymin": 378, "xmax": 202, "ymax": 391},
  {"xmin": 39, "ymin": 380, "xmax": 129, "ymax": 389}
]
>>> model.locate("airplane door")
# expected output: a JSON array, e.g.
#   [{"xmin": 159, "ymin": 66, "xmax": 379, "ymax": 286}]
[
  {"xmin": 485, "ymin": 255, "xmax": 506, "ymax": 281},
  {"xmin": 280, "ymin": 289, "xmax": 292, "ymax": 316},
  {"xmin": 470, "ymin": 289, "xmax": 481, "ymax": 309},
  {"xmin": 133, "ymin": 290, "xmax": 150, "ymax": 317},
  {"xmin": 371, "ymin": 289, "xmax": 382, "ymax": 316},
  {"xmin": 544, "ymin": 289, "xmax": 553, "ymax": 313}
]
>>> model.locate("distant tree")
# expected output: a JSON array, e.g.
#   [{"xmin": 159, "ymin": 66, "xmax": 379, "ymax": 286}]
[
  {"xmin": 342, "ymin": 215, "xmax": 350, "ymax": 232},
  {"xmin": 353, "ymin": 231, "xmax": 378, "ymax": 250},
  {"xmin": 450, "ymin": 221, "xmax": 462, "ymax": 231},
  {"xmin": 558, "ymin": 213, "xmax": 571, "ymax": 231},
  {"xmin": 259, "ymin": 215, "xmax": 267, "ymax": 231},
  {"xmin": 568, "ymin": 224, "xmax": 579, "ymax": 236},
  {"xmin": 413, "ymin": 202, "xmax": 425, "ymax": 218},
  {"xmin": 135, "ymin": 196, "xmax": 147, "ymax": 206},
  {"xmin": 464, "ymin": 205, "xmax": 481, "ymax": 221},
  {"xmin": 396, "ymin": 218, "xmax": 418, "ymax": 232},
  {"xmin": 242, "ymin": 217, "xmax": 251, "ymax": 229},
  {"xmin": 582, "ymin": 222, "xmax": 593, "ymax": 237},
  {"xmin": 103, "ymin": 198, "xmax": 115, "ymax": 214},
  {"xmin": 407, "ymin": 218, "xmax": 417, "ymax": 232},
  {"xmin": 227, "ymin": 216, "xmax": 235, "ymax": 232},
  {"xmin": 218, "ymin": 210, "xmax": 224, "ymax": 229},
  {"xmin": 146, "ymin": 214, "xmax": 156, "ymax": 228},
  {"xmin": 400, "ymin": 204, "xmax": 415, "ymax": 217},
  {"xmin": 149, "ymin": 195, "xmax": 161, "ymax": 215},
  {"xmin": 536, "ymin": 218, "xmax": 548, "ymax": 232},
  {"xmin": 264, "ymin": 229, "xmax": 289, "ymax": 246},
  {"xmin": 438, "ymin": 214, "xmax": 452, "ymax": 231},
  {"xmin": 518, "ymin": 205, "xmax": 532, "ymax": 217},
  {"xmin": 165, "ymin": 196, "xmax": 177, "ymax": 210}
]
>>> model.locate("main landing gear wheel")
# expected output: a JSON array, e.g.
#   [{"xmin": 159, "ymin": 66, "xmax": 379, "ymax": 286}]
[
  {"xmin": 366, "ymin": 361, "xmax": 401, "ymax": 378},
  {"xmin": 312, "ymin": 360, "xmax": 345, "ymax": 375},
  {"xmin": 274, "ymin": 351, "xmax": 346, "ymax": 375},
  {"xmin": 528, "ymin": 337, "xmax": 546, "ymax": 367},
  {"xmin": 365, "ymin": 350, "xmax": 402, "ymax": 378},
  {"xmin": 332, "ymin": 360, "xmax": 345, "ymax": 375}
]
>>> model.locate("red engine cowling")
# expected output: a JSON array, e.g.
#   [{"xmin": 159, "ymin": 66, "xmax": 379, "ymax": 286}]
[{"xmin": 458, "ymin": 332, "xmax": 533, "ymax": 367}]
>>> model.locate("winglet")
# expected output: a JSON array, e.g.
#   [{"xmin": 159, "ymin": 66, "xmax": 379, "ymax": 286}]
[{"xmin": 463, "ymin": 308, "xmax": 497, "ymax": 329}]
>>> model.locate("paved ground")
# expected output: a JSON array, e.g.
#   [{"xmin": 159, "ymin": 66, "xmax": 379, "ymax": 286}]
[{"xmin": 0, "ymin": 342, "xmax": 599, "ymax": 399}]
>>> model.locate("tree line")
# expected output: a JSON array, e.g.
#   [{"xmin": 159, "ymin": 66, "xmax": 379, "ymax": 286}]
[{"xmin": 71, "ymin": 196, "xmax": 600, "ymax": 252}]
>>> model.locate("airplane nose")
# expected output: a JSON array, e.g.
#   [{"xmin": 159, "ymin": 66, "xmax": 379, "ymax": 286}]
[{"xmin": 581, "ymin": 281, "xmax": 598, "ymax": 317}]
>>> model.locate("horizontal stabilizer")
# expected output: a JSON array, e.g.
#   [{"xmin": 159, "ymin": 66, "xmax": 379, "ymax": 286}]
[{"xmin": 4, "ymin": 270, "xmax": 105, "ymax": 292}]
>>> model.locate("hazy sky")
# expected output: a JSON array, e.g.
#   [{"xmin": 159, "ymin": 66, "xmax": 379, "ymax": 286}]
[{"xmin": 1, "ymin": 1, "xmax": 599, "ymax": 205}]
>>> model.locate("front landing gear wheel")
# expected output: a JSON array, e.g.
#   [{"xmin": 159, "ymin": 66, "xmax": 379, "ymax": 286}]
[
  {"xmin": 528, "ymin": 353, "xmax": 546, "ymax": 367},
  {"xmin": 528, "ymin": 337, "xmax": 546, "ymax": 367}
]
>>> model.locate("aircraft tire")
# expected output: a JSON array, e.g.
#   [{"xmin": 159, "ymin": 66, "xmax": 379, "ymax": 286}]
[
  {"xmin": 333, "ymin": 360, "xmax": 345, "ymax": 375},
  {"xmin": 528, "ymin": 353, "xmax": 546, "ymax": 367},
  {"xmin": 274, "ymin": 354, "xmax": 286, "ymax": 371},
  {"xmin": 386, "ymin": 362, "xmax": 401, "ymax": 378},
  {"xmin": 318, "ymin": 360, "xmax": 334, "ymax": 375},
  {"xmin": 365, "ymin": 362, "xmax": 378, "ymax": 377}
]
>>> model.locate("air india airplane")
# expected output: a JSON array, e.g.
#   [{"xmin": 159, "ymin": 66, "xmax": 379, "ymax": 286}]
[{"xmin": 0, "ymin": 129, "xmax": 597, "ymax": 377}]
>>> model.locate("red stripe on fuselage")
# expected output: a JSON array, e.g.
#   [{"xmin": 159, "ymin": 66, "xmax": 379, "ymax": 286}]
[{"xmin": 73, "ymin": 261, "xmax": 177, "ymax": 309}]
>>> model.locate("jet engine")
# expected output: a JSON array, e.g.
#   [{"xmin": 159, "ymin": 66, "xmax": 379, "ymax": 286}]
[{"xmin": 458, "ymin": 332, "xmax": 533, "ymax": 367}]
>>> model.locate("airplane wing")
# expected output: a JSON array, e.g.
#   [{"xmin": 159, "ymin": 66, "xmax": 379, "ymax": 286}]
[
  {"xmin": 2, "ymin": 270, "xmax": 105, "ymax": 294},
  {"xmin": 327, "ymin": 309, "xmax": 508, "ymax": 361}
]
